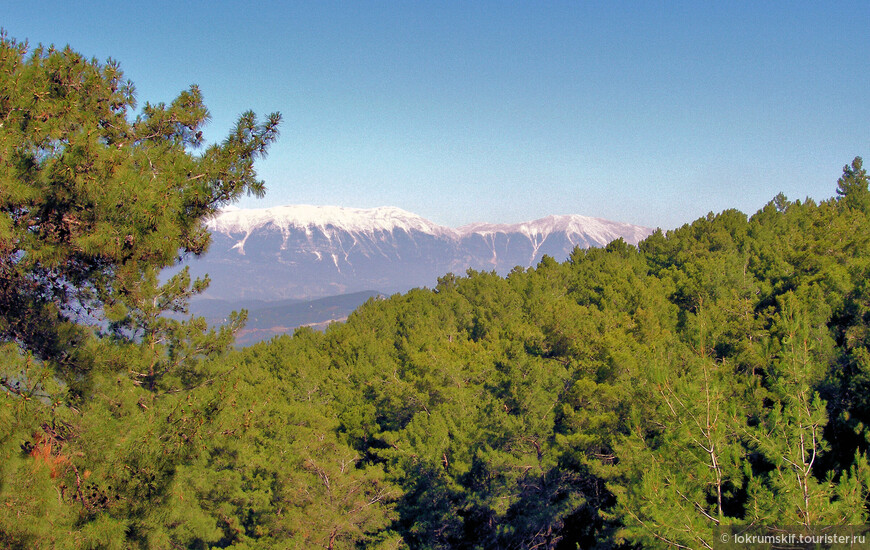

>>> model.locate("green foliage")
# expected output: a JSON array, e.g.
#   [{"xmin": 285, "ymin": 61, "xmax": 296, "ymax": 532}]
[{"xmin": 837, "ymin": 157, "xmax": 870, "ymax": 213}]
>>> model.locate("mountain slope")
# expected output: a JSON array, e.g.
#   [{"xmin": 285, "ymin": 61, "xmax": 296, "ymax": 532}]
[{"xmin": 185, "ymin": 205, "xmax": 654, "ymax": 301}]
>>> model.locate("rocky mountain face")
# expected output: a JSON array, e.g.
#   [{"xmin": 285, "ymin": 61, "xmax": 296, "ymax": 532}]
[{"xmin": 183, "ymin": 205, "xmax": 654, "ymax": 302}]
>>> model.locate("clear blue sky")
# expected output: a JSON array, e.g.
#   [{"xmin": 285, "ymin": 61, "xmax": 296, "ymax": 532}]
[{"xmin": 5, "ymin": 2, "xmax": 869, "ymax": 230}]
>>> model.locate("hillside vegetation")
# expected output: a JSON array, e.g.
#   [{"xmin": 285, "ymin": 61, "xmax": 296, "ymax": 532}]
[{"xmin": 2, "ymin": 36, "xmax": 870, "ymax": 549}]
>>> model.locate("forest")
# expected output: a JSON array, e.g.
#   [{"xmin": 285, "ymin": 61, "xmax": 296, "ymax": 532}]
[{"xmin": 2, "ymin": 35, "xmax": 870, "ymax": 549}]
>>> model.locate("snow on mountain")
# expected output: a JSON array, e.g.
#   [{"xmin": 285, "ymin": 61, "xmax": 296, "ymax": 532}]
[
  {"xmin": 458, "ymin": 214, "xmax": 651, "ymax": 245},
  {"xmin": 208, "ymin": 206, "xmax": 647, "ymax": 249},
  {"xmin": 207, "ymin": 205, "xmax": 462, "ymax": 257},
  {"xmin": 209, "ymin": 205, "xmax": 455, "ymax": 247},
  {"xmin": 187, "ymin": 205, "xmax": 655, "ymax": 301}
]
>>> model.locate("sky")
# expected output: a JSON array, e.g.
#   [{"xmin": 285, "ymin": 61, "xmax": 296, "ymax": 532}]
[{"xmin": 4, "ymin": 2, "xmax": 869, "ymax": 230}]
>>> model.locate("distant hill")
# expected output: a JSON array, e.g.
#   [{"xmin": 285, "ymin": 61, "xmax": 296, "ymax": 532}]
[
  {"xmin": 183, "ymin": 204, "xmax": 654, "ymax": 303},
  {"xmin": 189, "ymin": 290, "xmax": 383, "ymax": 346}
]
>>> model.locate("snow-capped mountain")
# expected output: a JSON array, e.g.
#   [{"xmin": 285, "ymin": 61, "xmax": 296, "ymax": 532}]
[{"xmin": 184, "ymin": 205, "xmax": 654, "ymax": 301}]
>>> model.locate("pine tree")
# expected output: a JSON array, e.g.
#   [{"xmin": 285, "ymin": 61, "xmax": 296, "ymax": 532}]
[
  {"xmin": 0, "ymin": 32, "xmax": 280, "ymax": 392},
  {"xmin": 0, "ymin": 33, "xmax": 280, "ymax": 546},
  {"xmin": 836, "ymin": 157, "xmax": 869, "ymax": 213}
]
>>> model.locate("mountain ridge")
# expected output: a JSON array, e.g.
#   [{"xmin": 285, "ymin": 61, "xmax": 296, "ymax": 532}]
[{"xmin": 208, "ymin": 204, "xmax": 650, "ymax": 243}]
